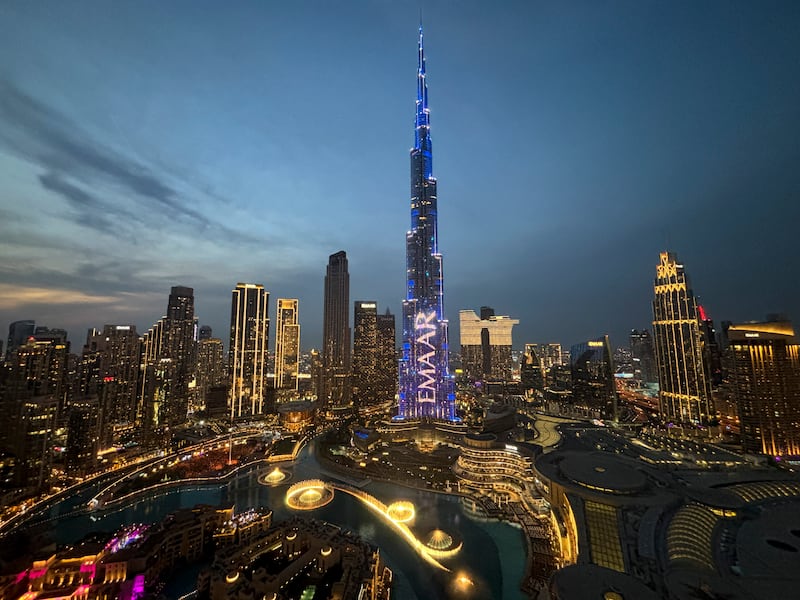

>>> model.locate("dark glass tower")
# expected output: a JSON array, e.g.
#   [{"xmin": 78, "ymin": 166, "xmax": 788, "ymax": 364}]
[
  {"xmin": 323, "ymin": 251, "xmax": 351, "ymax": 407},
  {"xmin": 398, "ymin": 26, "xmax": 456, "ymax": 421}
]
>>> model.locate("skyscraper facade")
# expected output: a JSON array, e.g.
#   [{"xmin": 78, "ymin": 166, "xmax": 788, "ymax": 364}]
[
  {"xmin": 2, "ymin": 337, "xmax": 67, "ymax": 490},
  {"xmin": 322, "ymin": 251, "xmax": 350, "ymax": 407},
  {"xmin": 652, "ymin": 252, "xmax": 712, "ymax": 425},
  {"xmin": 6, "ymin": 319, "xmax": 35, "ymax": 361},
  {"xmin": 196, "ymin": 337, "xmax": 226, "ymax": 406},
  {"xmin": 629, "ymin": 329, "xmax": 656, "ymax": 383},
  {"xmin": 459, "ymin": 308, "xmax": 519, "ymax": 381},
  {"xmin": 275, "ymin": 299, "xmax": 300, "ymax": 392},
  {"xmin": 161, "ymin": 286, "xmax": 196, "ymax": 426},
  {"xmin": 229, "ymin": 283, "xmax": 270, "ymax": 418},
  {"xmin": 376, "ymin": 309, "xmax": 398, "ymax": 405},
  {"xmin": 352, "ymin": 301, "xmax": 378, "ymax": 407},
  {"xmin": 570, "ymin": 336, "xmax": 617, "ymax": 421},
  {"xmin": 81, "ymin": 325, "xmax": 141, "ymax": 445},
  {"xmin": 726, "ymin": 319, "xmax": 800, "ymax": 457},
  {"xmin": 398, "ymin": 27, "xmax": 456, "ymax": 421}
]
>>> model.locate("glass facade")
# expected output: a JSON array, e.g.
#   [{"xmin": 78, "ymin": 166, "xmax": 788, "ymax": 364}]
[
  {"xmin": 398, "ymin": 27, "xmax": 456, "ymax": 421},
  {"xmin": 651, "ymin": 252, "xmax": 712, "ymax": 425}
]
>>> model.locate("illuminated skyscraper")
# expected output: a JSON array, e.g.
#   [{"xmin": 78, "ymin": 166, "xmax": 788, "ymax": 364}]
[
  {"xmin": 275, "ymin": 299, "xmax": 300, "ymax": 392},
  {"xmin": 196, "ymin": 337, "xmax": 225, "ymax": 405},
  {"xmin": 81, "ymin": 325, "xmax": 141, "ymax": 446},
  {"xmin": 162, "ymin": 286, "xmax": 196, "ymax": 426},
  {"xmin": 322, "ymin": 251, "xmax": 350, "ymax": 407},
  {"xmin": 398, "ymin": 26, "xmax": 456, "ymax": 421},
  {"xmin": 353, "ymin": 301, "xmax": 378, "ymax": 407},
  {"xmin": 726, "ymin": 319, "xmax": 800, "ymax": 457},
  {"xmin": 229, "ymin": 283, "xmax": 270, "ymax": 418},
  {"xmin": 2, "ymin": 337, "xmax": 67, "ymax": 490},
  {"xmin": 376, "ymin": 309, "xmax": 398, "ymax": 404},
  {"xmin": 652, "ymin": 252, "xmax": 712, "ymax": 425}
]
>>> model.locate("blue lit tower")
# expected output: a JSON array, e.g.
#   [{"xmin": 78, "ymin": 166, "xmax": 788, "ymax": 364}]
[{"xmin": 398, "ymin": 26, "xmax": 456, "ymax": 421}]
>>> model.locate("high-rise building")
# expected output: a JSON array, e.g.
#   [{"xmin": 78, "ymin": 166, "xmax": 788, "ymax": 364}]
[
  {"xmin": 199, "ymin": 325, "xmax": 213, "ymax": 340},
  {"xmin": 81, "ymin": 325, "xmax": 141, "ymax": 447},
  {"xmin": 322, "ymin": 251, "xmax": 350, "ymax": 407},
  {"xmin": 196, "ymin": 337, "xmax": 226, "ymax": 406},
  {"xmin": 398, "ymin": 26, "xmax": 456, "ymax": 421},
  {"xmin": 570, "ymin": 336, "xmax": 617, "ymax": 421},
  {"xmin": 161, "ymin": 286, "xmax": 196, "ymax": 426},
  {"xmin": 376, "ymin": 309, "xmax": 398, "ymax": 405},
  {"xmin": 1, "ymin": 337, "xmax": 67, "ymax": 490},
  {"xmin": 698, "ymin": 305, "xmax": 723, "ymax": 387},
  {"xmin": 6, "ymin": 320, "xmax": 35, "ymax": 361},
  {"xmin": 353, "ymin": 301, "xmax": 379, "ymax": 407},
  {"xmin": 521, "ymin": 344, "xmax": 545, "ymax": 394},
  {"xmin": 652, "ymin": 252, "xmax": 712, "ymax": 425},
  {"xmin": 459, "ymin": 309, "xmax": 519, "ymax": 381},
  {"xmin": 726, "ymin": 319, "xmax": 800, "ymax": 457},
  {"xmin": 275, "ymin": 299, "xmax": 300, "ymax": 392},
  {"xmin": 229, "ymin": 283, "xmax": 270, "ymax": 419},
  {"xmin": 629, "ymin": 329, "xmax": 656, "ymax": 383}
]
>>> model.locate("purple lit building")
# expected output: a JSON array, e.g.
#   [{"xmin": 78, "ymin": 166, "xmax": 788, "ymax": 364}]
[{"xmin": 398, "ymin": 26, "xmax": 456, "ymax": 421}]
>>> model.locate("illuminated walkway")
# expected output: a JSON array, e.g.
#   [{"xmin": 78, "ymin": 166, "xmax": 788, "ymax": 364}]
[{"xmin": 285, "ymin": 480, "xmax": 462, "ymax": 571}]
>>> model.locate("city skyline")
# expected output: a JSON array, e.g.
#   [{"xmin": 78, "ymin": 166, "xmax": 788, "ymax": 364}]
[{"xmin": 1, "ymin": 1, "xmax": 799, "ymax": 351}]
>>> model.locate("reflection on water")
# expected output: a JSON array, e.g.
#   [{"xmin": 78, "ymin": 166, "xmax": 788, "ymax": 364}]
[{"xmin": 26, "ymin": 440, "xmax": 526, "ymax": 600}]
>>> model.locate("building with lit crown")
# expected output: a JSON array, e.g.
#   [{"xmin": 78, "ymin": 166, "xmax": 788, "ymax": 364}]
[
  {"xmin": 398, "ymin": 26, "xmax": 456, "ymax": 421},
  {"xmin": 229, "ymin": 283, "xmax": 270, "ymax": 418},
  {"xmin": 652, "ymin": 252, "xmax": 712, "ymax": 425}
]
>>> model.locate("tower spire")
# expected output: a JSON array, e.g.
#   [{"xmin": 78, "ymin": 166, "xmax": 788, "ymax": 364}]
[{"xmin": 415, "ymin": 22, "xmax": 430, "ymax": 151}]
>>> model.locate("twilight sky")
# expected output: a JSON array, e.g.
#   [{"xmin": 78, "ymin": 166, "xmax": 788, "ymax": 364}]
[{"xmin": 1, "ymin": 1, "xmax": 799, "ymax": 352}]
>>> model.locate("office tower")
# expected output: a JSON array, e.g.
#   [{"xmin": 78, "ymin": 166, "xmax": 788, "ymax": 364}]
[
  {"xmin": 376, "ymin": 309, "xmax": 398, "ymax": 404},
  {"xmin": 161, "ymin": 286, "xmax": 196, "ymax": 426},
  {"xmin": 322, "ymin": 251, "xmax": 350, "ymax": 407},
  {"xmin": 196, "ymin": 337, "xmax": 226, "ymax": 407},
  {"xmin": 570, "ymin": 336, "xmax": 617, "ymax": 421},
  {"xmin": 698, "ymin": 305, "xmax": 723, "ymax": 387},
  {"xmin": 2, "ymin": 337, "xmax": 67, "ymax": 491},
  {"xmin": 726, "ymin": 319, "xmax": 800, "ymax": 457},
  {"xmin": 353, "ymin": 301, "xmax": 379, "ymax": 407},
  {"xmin": 199, "ymin": 325, "xmax": 213, "ymax": 340},
  {"xmin": 229, "ymin": 283, "xmax": 270, "ymax": 418},
  {"xmin": 398, "ymin": 26, "xmax": 456, "ymax": 421},
  {"xmin": 652, "ymin": 252, "xmax": 712, "ymax": 425},
  {"xmin": 629, "ymin": 329, "xmax": 656, "ymax": 383},
  {"xmin": 526, "ymin": 343, "xmax": 564, "ymax": 371},
  {"xmin": 138, "ymin": 317, "xmax": 166, "ymax": 443},
  {"xmin": 81, "ymin": 325, "xmax": 141, "ymax": 448},
  {"xmin": 65, "ymin": 398, "xmax": 97, "ymax": 475},
  {"xmin": 309, "ymin": 349, "xmax": 323, "ymax": 401},
  {"xmin": 459, "ymin": 309, "xmax": 519, "ymax": 381},
  {"xmin": 6, "ymin": 320, "xmax": 35, "ymax": 361},
  {"xmin": 275, "ymin": 299, "xmax": 300, "ymax": 392},
  {"xmin": 521, "ymin": 344, "xmax": 545, "ymax": 393}
]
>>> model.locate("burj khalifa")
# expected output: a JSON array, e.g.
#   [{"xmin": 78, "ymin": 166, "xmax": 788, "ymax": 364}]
[{"xmin": 397, "ymin": 26, "xmax": 457, "ymax": 422}]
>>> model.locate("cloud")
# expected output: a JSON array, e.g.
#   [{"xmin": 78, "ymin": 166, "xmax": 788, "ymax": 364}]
[
  {"xmin": 0, "ymin": 284, "xmax": 119, "ymax": 310},
  {"xmin": 0, "ymin": 79, "xmax": 267, "ymax": 246}
]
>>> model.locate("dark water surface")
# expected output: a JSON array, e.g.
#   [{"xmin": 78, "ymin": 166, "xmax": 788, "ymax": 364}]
[{"xmin": 25, "ymin": 441, "xmax": 526, "ymax": 599}]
